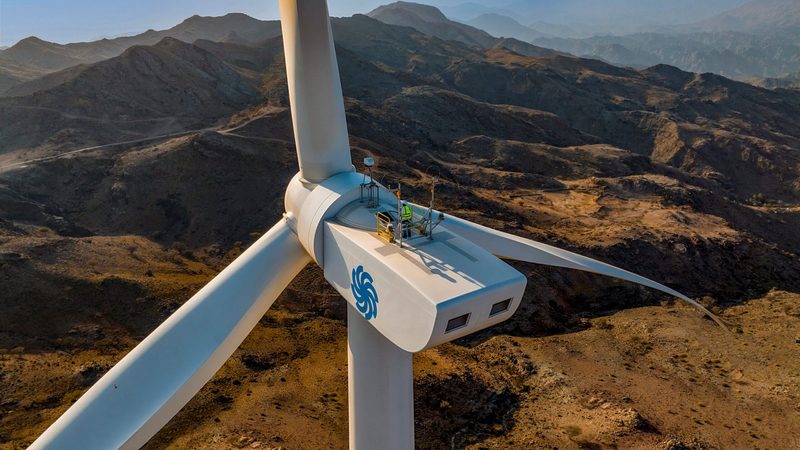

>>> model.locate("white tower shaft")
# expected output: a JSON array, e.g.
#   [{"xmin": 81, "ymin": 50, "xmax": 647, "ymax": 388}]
[
  {"xmin": 347, "ymin": 306, "xmax": 414, "ymax": 450},
  {"xmin": 279, "ymin": 0, "xmax": 353, "ymax": 182}
]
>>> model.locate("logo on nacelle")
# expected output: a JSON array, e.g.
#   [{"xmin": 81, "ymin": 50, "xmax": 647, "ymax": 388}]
[{"xmin": 351, "ymin": 265, "xmax": 378, "ymax": 320}]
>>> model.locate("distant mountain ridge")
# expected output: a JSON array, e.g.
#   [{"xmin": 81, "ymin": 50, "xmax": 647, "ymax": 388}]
[
  {"xmin": 747, "ymin": 72, "xmax": 800, "ymax": 90},
  {"xmin": 0, "ymin": 57, "xmax": 47, "ymax": 94},
  {"xmin": 0, "ymin": 13, "xmax": 281, "ymax": 94},
  {"xmin": 0, "ymin": 5, "xmax": 567, "ymax": 97},
  {"xmin": 0, "ymin": 37, "xmax": 85, "ymax": 71},
  {"xmin": 466, "ymin": 14, "xmax": 551, "ymax": 41},
  {"xmin": 367, "ymin": 1, "xmax": 800, "ymax": 79},
  {"xmin": 19, "ymin": 37, "xmax": 258, "ymax": 118},
  {"xmin": 367, "ymin": 2, "xmax": 564, "ymax": 58},
  {"xmin": 535, "ymin": 30, "xmax": 800, "ymax": 78},
  {"xmin": 437, "ymin": 0, "xmax": 750, "ymax": 35},
  {"xmin": 368, "ymin": 2, "xmax": 497, "ymax": 47},
  {"xmin": 697, "ymin": 0, "xmax": 800, "ymax": 33},
  {"xmin": 0, "ymin": 37, "xmax": 260, "ymax": 153},
  {"xmin": 0, "ymin": 13, "xmax": 280, "ymax": 71},
  {"xmin": 530, "ymin": 0, "xmax": 800, "ymax": 79}
]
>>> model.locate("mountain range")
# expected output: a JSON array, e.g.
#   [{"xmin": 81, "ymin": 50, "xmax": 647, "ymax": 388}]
[
  {"xmin": 466, "ymin": 14, "xmax": 552, "ymax": 41},
  {"xmin": 4, "ymin": 0, "xmax": 798, "ymax": 92},
  {"xmin": 1, "ymin": 3, "xmax": 800, "ymax": 449},
  {"xmin": 531, "ymin": 0, "xmax": 800, "ymax": 78},
  {"xmin": 366, "ymin": 2, "xmax": 563, "ymax": 58},
  {"xmin": 0, "ymin": 13, "xmax": 280, "ymax": 94},
  {"xmin": 696, "ymin": 0, "xmax": 800, "ymax": 33},
  {"xmin": 0, "ymin": 3, "xmax": 568, "ymax": 97},
  {"xmin": 434, "ymin": 0, "xmax": 750, "ymax": 34},
  {"xmin": 535, "ymin": 29, "xmax": 800, "ymax": 79},
  {"xmin": 400, "ymin": 0, "xmax": 800, "ymax": 80}
]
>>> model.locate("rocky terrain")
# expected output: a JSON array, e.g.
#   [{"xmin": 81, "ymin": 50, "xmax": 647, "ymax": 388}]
[{"xmin": 1, "ymin": 6, "xmax": 799, "ymax": 450}]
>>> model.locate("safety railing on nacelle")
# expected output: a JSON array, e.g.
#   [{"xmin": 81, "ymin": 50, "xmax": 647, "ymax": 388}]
[
  {"xmin": 375, "ymin": 205, "xmax": 438, "ymax": 244},
  {"xmin": 376, "ymin": 214, "xmax": 395, "ymax": 243}
]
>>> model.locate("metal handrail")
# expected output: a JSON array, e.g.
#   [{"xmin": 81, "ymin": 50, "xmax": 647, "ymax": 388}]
[
  {"xmin": 374, "ymin": 206, "xmax": 435, "ymax": 244},
  {"xmin": 375, "ymin": 215, "xmax": 395, "ymax": 243}
]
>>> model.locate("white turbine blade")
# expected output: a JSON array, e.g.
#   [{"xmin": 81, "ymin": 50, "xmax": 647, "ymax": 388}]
[
  {"xmin": 280, "ymin": 0, "xmax": 353, "ymax": 182},
  {"xmin": 31, "ymin": 221, "xmax": 311, "ymax": 450},
  {"xmin": 423, "ymin": 206, "xmax": 726, "ymax": 328}
]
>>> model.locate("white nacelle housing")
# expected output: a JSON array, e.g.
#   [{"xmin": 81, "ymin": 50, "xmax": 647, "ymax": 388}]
[
  {"xmin": 322, "ymin": 201, "xmax": 527, "ymax": 352},
  {"xmin": 285, "ymin": 171, "xmax": 528, "ymax": 352}
]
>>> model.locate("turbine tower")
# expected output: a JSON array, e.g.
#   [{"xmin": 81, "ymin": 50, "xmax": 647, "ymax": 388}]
[{"xmin": 30, "ymin": 1, "xmax": 724, "ymax": 449}]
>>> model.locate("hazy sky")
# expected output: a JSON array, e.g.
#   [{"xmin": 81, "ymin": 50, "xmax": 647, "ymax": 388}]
[{"xmin": 0, "ymin": 0, "xmax": 384, "ymax": 47}]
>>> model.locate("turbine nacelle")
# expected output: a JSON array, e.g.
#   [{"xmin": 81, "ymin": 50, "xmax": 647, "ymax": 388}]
[
  {"xmin": 285, "ymin": 171, "xmax": 527, "ymax": 352},
  {"xmin": 324, "ymin": 200, "xmax": 526, "ymax": 352}
]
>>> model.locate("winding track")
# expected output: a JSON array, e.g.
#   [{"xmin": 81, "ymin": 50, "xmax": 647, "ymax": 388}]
[
  {"xmin": 0, "ymin": 107, "xmax": 279, "ymax": 173},
  {"xmin": 0, "ymin": 128, "xmax": 215, "ymax": 173}
]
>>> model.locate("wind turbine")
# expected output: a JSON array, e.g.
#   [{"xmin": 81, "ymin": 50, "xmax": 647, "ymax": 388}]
[{"xmin": 30, "ymin": 1, "xmax": 724, "ymax": 449}]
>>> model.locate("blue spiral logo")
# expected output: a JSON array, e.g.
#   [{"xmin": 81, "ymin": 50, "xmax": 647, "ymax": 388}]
[{"xmin": 351, "ymin": 265, "xmax": 378, "ymax": 320}]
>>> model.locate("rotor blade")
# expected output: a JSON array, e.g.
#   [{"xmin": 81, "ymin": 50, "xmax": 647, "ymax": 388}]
[
  {"xmin": 421, "ymin": 205, "xmax": 726, "ymax": 329},
  {"xmin": 31, "ymin": 220, "xmax": 311, "ymax": 450},
  {"xmin": 280, "ymin": 0, "xmax": 353, "ymax": 182}
]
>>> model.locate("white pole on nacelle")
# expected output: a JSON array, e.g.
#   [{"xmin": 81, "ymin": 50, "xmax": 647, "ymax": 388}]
[{"xmin": 279, "ymin": 0, "xmax": 353, "ymax": 182}]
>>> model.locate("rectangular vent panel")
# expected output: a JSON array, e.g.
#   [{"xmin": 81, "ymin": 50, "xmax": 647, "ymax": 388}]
[
  {"xmin": 490, "ymin": 299, "xmax": 512, "ymax": 317},
  {"xmin": 445, "ymin": 313, "xmax": 470, "ymax": 333}
]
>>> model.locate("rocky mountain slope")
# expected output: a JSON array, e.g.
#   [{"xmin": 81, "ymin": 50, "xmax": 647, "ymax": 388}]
[
  {"xmin": 0, "ymin": 5, "xmax": 564, "ymax": 99},
  {"xmin": 0, "ymin": 13, "xmax": 280, "ymax": 71},
  {"xmin": 0, "ymin": 13, "xmax": 281, "ymax": 95},
  {"xmin": 0, "ymin": 58, "xmax": 46, "ymax": 95},
  {"xmin": 0, "ymin": 37, "xmax": 86, "ymax": 71},
  {"xmin": 369, "ymin": 1, "xmax": 497, "ymax": 47},
  {"xmin": 1, "ymin": 9, "xmax": 799, "ymax": 450},
  {"xmin": 0, "ymin": 37, "xmax": 260, "ymax": 158}
]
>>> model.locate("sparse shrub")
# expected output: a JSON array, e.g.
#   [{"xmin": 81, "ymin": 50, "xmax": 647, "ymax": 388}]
[{"xmin": 749, "ymin": 192, "xmax": 766, "ymax": 205}]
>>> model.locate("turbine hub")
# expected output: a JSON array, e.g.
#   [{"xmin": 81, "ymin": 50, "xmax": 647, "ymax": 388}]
[{"xmin": 284, "ymin": 170, "xmax": 364, "ymax": 264}]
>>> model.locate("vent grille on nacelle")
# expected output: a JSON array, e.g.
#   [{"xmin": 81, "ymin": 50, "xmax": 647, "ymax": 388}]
[
  {"xmin": 490, "ymin": 299, "xmax": 512, "ymax": 317},
  {"xmin": 445, "ymin": 314, "xmax": 470, "ymax": 333}
]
